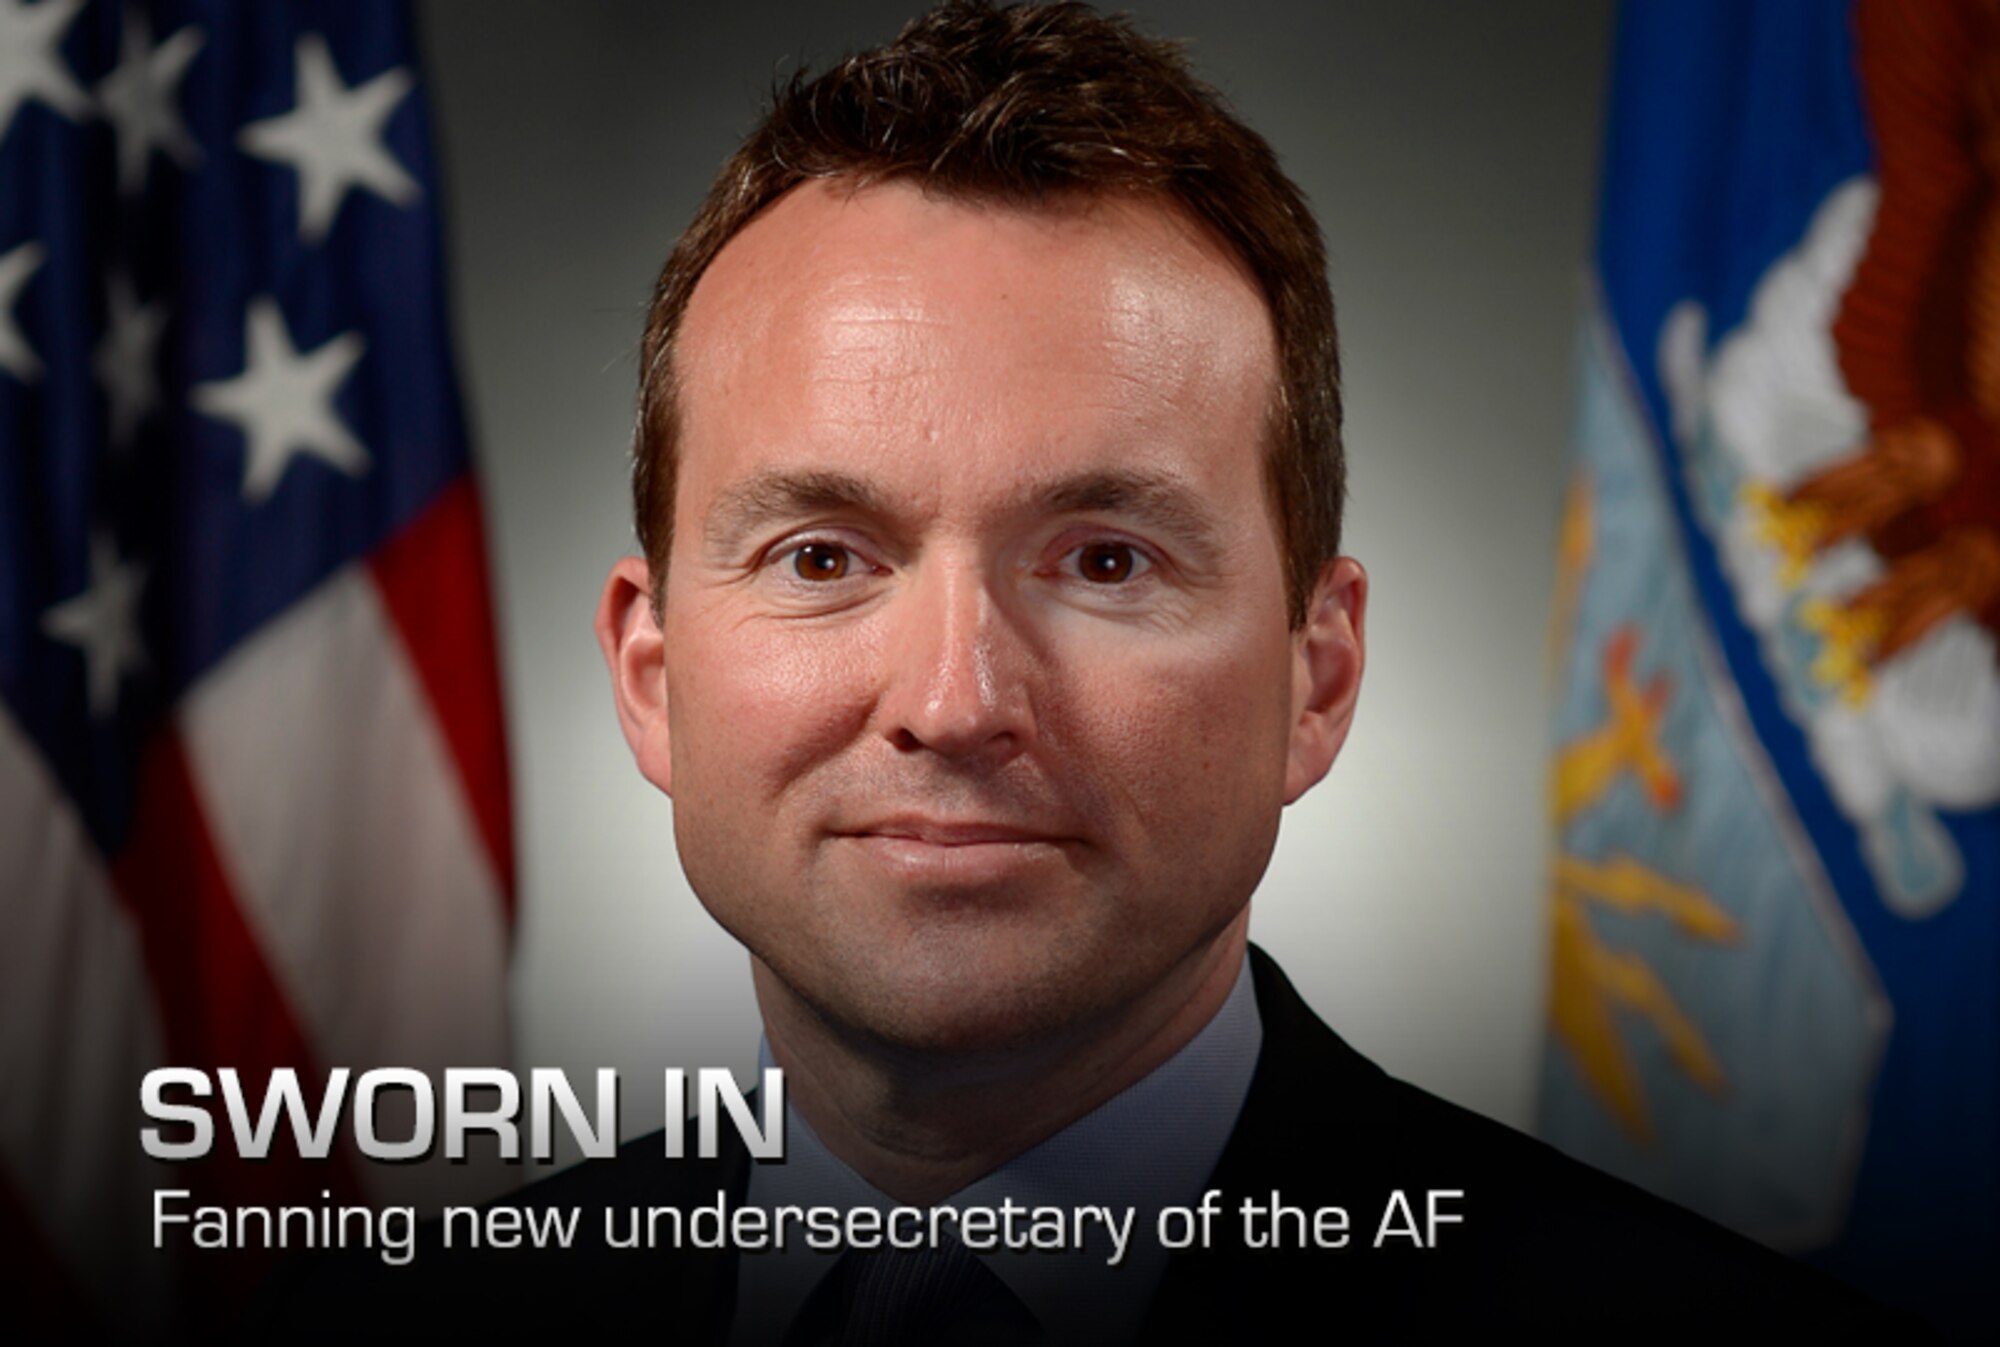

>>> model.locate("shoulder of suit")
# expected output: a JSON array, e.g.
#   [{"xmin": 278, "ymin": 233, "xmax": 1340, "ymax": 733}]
[
  {"xmin": 250, "ymin": 1122, "xmax": 751, "ymax": 1342},
  {"xmin": 1229, "ymin": 947, "xmax": 1927, "ymax": 1337}
]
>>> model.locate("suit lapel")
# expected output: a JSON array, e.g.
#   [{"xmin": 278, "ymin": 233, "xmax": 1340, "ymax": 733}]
[{"xmin": 1138, "ymin": 945, "xmax": 1411, "ymax": 1341}]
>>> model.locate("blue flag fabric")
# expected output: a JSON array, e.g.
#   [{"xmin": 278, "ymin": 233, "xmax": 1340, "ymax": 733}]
[{"xmin": 1540, "ymin": 2, "xmax": 1997, "ymax": 1338}]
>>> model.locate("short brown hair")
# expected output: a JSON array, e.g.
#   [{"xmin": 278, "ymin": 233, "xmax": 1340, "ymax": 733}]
[{"xmin": 633, "ymin": 0, "xmax": 1342, "ymax": 625}]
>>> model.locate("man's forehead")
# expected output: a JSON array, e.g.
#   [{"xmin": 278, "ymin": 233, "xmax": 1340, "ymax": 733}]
[
  {"xmin": 672, "ymin": 178, "xmax": 1276, "ymax": 408},
  {"xmin": 659, "ymin": 180, "xmax": 1289, "ymax": 583}
]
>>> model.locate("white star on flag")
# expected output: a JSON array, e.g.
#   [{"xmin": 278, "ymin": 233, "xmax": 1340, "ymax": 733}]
[
  {"xmin": 0, "ymin": 237, "xmax": 46, "ymax": 382},
  {"xmin": 94, "ymin": 9, "xmax": 205, "ymax": 195},
  {"xmin": 41, "ymin": 529, "xmax": 148, "ymax": 719},
  {"xmin": 191, "ymin": 297, "xmax": 370, "ymax": 503},
  {"xmin": 0, "ymin": 0, "xmax": 89, "ymax": 146},
  {"xmin": 238, "ymin": 33, "xmax": 418, "ymax": 244},
  {"xmin": 93, "ymin": 274, "xmax": 166, "ymax": 446}
]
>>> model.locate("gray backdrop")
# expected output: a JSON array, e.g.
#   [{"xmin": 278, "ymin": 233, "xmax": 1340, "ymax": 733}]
[{"xmin": 413, "ymin": 0, "xmax": 1615, "ymax": 1158}]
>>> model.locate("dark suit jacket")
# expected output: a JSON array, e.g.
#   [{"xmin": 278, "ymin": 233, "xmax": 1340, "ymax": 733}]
[{"xmin": 270, "ymin": 946, "xmax": 1918, "ymax": 1342}]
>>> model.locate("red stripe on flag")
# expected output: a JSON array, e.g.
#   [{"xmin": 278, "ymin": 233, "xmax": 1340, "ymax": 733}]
[
  {"xmin": 368, "ymin": 474, "xmax": 517, "ymax": 915},
  {"xmin": 109, "ymin": 733, "xmax": 365, "ymax": 1298}
]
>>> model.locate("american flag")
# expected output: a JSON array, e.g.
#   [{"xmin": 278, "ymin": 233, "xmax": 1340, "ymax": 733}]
[{"xmin": 0, "ymin": 0, "xmax": 513, "ymax": 1335}]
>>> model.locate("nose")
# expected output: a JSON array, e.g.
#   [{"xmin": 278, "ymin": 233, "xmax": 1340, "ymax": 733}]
[{"xmin": 879, "ymin": 560, "xmax": 1035, "ymax": 765}]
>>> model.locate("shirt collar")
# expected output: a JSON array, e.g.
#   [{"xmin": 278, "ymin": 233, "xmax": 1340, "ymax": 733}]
[{"xmin": 732, "ymin": 951, "xmax": 1261, "ymax": 1345}]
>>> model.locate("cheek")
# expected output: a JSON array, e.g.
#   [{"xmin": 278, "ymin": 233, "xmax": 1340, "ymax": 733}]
[
  {"xmin": 664, "ymin": 608, "xmax": 883, "ymax": 811},
  {"xmin": 1050, "ymin": 615, "xmax": 1295, "ymax": 832}
]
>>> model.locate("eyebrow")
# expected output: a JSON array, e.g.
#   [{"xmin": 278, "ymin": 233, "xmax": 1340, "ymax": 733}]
[
  {"xmin": 702, "ymin": 464, "xmax": 1226, "ymax": 564},
  {"xmin": 1033, "ymin": 470, "xmax": 1224, "ymax": 563},
  {"xmin": 705, "ymin": 468, "xmax": 894, "ymax": 553}
]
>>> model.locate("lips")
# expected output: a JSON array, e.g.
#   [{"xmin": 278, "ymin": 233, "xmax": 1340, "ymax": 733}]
[
  {"xmin": 833, "ymin": 816, "xmax": 1078, "ymax": 886},
  {"xmin": 848, "ymin": 816, "xmax": 1069, "ymax": 847}
]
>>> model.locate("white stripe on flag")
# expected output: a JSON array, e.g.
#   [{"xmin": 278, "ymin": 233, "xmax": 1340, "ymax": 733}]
[
  {"xmin": 0, "ymin": 703, "xmax": 178, "ymax": 1331},
  {"xmin": 180, "ymin": 563, "xmax": 510, "ymax": 1208}
]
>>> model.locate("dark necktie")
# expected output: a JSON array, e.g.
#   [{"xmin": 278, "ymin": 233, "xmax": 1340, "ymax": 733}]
[{"xmin": 783, "ymin": 1239, "xmax": 1044, "ymax": 1346}]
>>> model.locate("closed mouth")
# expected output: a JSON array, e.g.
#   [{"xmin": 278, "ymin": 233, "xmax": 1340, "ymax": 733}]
[{"xmin": 846, "ymin": 819, "xmax": 1070, "ymax": 847}]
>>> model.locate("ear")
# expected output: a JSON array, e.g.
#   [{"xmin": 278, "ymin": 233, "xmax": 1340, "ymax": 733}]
[
  {"xmin": 1284, "ymin": 556, "xmax": 1367, "ymax": 804},
  {"xmin": 595, "ymin": 555, "xmax": 674, "ymax": 797}
]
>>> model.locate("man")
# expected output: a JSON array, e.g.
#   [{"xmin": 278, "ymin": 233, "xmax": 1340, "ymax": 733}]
[{"xmin": 285, "ymin": 3, "xmax": 1909, "ymax": 1341}]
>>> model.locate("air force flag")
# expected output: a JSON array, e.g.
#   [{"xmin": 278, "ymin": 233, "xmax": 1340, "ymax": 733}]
[{"xmin": 1540, "ymin": 2, "xmax": 1998, "ymax": 1338}]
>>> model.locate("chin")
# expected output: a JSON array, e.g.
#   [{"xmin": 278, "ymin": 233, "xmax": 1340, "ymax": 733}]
[{"xmin": 803, "ymin": 921, "xmax": 1134, "ymax": 1059}]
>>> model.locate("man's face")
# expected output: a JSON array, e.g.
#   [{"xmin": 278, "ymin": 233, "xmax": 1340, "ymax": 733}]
[{"xmin": 606, "ymin": 180, "xmax": 1360, "ymax": 1059}]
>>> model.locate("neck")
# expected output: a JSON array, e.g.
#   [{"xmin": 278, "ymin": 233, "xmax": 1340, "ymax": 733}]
[{"xmin": 754, "ymin": 916, "xmax": 1250, "ymax": 1205}]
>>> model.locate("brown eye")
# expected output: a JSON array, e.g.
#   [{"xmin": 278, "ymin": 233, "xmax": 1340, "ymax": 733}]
[
  {"xmin": 792, "ymin": 543, "xmax": 851, "ymax": 581},
  {"xmin": 1076, "ymin": 542, "xmax": 1137, "ymax": 583}
]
